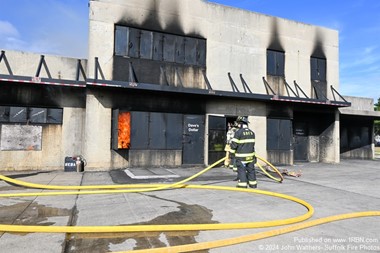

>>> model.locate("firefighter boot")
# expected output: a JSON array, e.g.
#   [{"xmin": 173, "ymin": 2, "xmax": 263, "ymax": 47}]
[
  {"xmin": 248, "ymin": 180, "xmax": 257, "ymax": 188},
  {"xmin": 236, "ymin": 180, "xmax": 247, "ymax": 188}
]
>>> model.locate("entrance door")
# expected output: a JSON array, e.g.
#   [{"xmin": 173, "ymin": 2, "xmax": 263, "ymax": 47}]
[
  {"xmin": 182, "ymin": 115, "xmax": 205, "ymax": 164},
  {"xmin": 207, "ymin": 115, "xmax": 227, "ymax": 165},
  {"xmin": 293, "ymin": 122, "xmax": 308, "ymax": 161}
]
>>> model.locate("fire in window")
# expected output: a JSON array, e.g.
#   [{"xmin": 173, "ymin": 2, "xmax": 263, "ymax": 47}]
[{"xmin": 117, "ymin": 112, "xmax": 131, "ymax": 149}]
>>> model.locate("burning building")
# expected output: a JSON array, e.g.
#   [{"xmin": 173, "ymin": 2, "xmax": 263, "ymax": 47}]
[{"xmin": 0, "ymin": 0, "xmax": 379, "ymax": 171}]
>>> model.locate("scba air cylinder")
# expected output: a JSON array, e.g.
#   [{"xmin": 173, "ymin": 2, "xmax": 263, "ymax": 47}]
[{"xmin": 75, "ymin": 156, "xmax": 84, "ymax": 172}]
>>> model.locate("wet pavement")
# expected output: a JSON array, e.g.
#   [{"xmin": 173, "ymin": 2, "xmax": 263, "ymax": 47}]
[{"xmin": 0, "ymin": 159, "xmax": 379, "ymax": 253}]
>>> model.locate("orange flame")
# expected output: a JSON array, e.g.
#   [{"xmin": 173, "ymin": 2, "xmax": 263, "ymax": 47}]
[{"xmin": 118, "ymin": 112, "xmax": 131, "ymax": 149}]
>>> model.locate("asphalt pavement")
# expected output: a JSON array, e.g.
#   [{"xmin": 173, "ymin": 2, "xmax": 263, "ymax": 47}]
[{"xmin": 0, "ymin": 158, "xmax": 379, "ymax": 253}]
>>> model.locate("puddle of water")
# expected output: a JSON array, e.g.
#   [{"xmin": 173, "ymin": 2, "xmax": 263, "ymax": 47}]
[
  {"xmin": 64, "ymin": 194, "xmax": 217, "ymax": 252},
  {"xmin": 0, "ymin": 202, "xmax": 73, "ymax": 236}
]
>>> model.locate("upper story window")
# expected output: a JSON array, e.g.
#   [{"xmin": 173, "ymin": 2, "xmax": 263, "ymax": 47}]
[
  {"xmin": 114, "ymin": 25, "xmax": 206, "ymax": 67},
  {"xmin": 310, "ymin": 57, "xmax": 326, "ymax": 81},
  {"xmin": 267, "ymin": 50, "xmax": 285, "ymax": 76},
  {"xmin": 310, "ymin": 57, "xmax": 327, "ymax": 99}
]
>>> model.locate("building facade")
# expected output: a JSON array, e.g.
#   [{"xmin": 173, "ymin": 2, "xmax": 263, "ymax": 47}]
[{"xmin": 0, "ymin": 0, "xmax": 379, "ymax": 171}]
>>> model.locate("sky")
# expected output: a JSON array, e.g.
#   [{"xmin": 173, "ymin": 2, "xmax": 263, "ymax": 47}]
[{"xmin": 0, "ymin": 0, "xmax": 379, "ymax": 102}]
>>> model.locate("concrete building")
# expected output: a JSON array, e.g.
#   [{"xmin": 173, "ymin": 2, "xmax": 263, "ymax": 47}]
[{"xmin": 1, "ymin": 0, "xmax": 379, "ymax": 171}]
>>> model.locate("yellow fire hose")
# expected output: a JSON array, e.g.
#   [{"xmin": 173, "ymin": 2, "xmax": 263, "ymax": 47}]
[
  {"xmin": 0, "ymin": 156, "xmax": 282, "ymax": 191},
  {"xmin": 120, "ymin": 211, "xmax": 380, "ymax": 253},
  {"xmin": 256, "ymin": 155, "xmax": 284, "ymax": 182},
  {"xmin": 0, "ymin": 157, "xmax": 226, "ymax": 192},
  {"xmin": 0, "ymin": 157, "xmax": 313, "ymax": 232},
  {"xmin": 0, "ymin": 156, "xmax": 379, "ymax": 252}
]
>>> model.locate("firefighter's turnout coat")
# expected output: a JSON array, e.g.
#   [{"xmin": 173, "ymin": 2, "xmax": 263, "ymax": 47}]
[{"xmin": 229, "ymin": 126, "xmax": 256, "ymax": 163}]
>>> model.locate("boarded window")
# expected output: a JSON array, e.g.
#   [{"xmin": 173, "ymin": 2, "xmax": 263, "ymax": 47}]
[
  {"xmin": 114, "ymin": 25, "xmax": 206, "ymax": 67},
  {"xmin": 130, "ymin": 111, "xmax": 149, "ymax": 149},
  {"xmin": 175, "ymin": 36, "xmax": 185, "ymax": 64},
  {"xmin": 310, "ymin": 57, "xmax": 326, "ymax": 81},
  {"xmin": 0, "ymin": 106, "xmax": 10, "ymax": 122},
  {"xmin": 267, "ymin": 50, "xmax": 285, "ymax": 76},
  {"xmin": 115, "ymin": 26, "xmax": 128, "ymax": 56},
  {"xmin": 127, "ymin": 27, "xmax": 140, "ymax": 58},
  {"xmin": 152, "ymin": 32, "xmax": 163, "ymax": 61},
  {"xmin": 29, "ymin": 108, "xmax": 47, "ymax": 124},
  {"xmin": 0, "ymin": 106, "xmax": 62, "ymax": 124},
  {"xmin": 197, "ymin": 39, "xmax": 207, "ymax": 67},
  {"xmin": 310, "ymin": 57, "xmax": 327, "ymax": 99},
  {"xmin": 140, "ymin": 30, "xmax": 153, "ymax": 59},
  {"xmin": 163, "ymin": 34, "xmax": 176, "ymax": 62},
  {"xmin": 185, "ymin": 37, "xmax": 197, "ymax": 65},
  {"xmin": 46, "ymin": 108, "xmax": 63, "ymax": 124},
  {"xmin": 9, "ymin": 107, "xmax": 27, "ymax": 123}
]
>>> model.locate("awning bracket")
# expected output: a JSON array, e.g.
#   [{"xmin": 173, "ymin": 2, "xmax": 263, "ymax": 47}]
[
  {"xmin": 35, "ymin": 55, "xmax": 52, "ymax": 78},
  {"xmin": 262, "ymin": 77, "xmax": 276, "ymax": 95},
  {"xmin": 76, "ymin": 59, "xmax": 87, "ymax": 81},
  {"xmin": 228, "ymin": 73, "xmax": 240, "ymax": 92},
  {"xmin": 293, "ymin": 80, "xmax": 309, "ymax": 99},
  {"xmin": 202, "ymin": 70, "xmax": 213, "ymax": 90},
  {"xmin": 239, "ymin": 74, "xmax": 252, "ymax": 93},
  {"xmin": 331, "ymin": 85, "xmax": 348, "ymax": 102},
  {"xmin": 94, "ymin": 57, "xmax": 105, "ymax": 80},
  {"xmin": 0, "ymin": 50, "xmax": 14, "ymax": 76}
]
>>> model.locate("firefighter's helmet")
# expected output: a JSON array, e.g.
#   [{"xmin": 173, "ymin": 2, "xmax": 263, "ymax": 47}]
[{"xmin": 236, "ymin": 116, "xmax": 249, "ymax": 124}]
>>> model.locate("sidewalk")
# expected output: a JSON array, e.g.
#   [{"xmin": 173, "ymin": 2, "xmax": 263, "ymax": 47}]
[{"xmin": 0, "ymin": 159, "xmax": 379, "ymax": 253}]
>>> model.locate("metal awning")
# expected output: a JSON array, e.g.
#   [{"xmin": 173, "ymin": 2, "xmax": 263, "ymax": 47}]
[
  {"xmin": 86, "ymin": 78, "xmax": 351, "ymax": 108},
  {"xmin": 0, "ymin": 74, "xmax": 86, "ymax": 88},
  {"xmin": 0, "ymin": 51, "xmax": 351, "ymax": 108},
  {"xmin": 0, "ymin": 74, "xmax": 351, "ymax": 108}
]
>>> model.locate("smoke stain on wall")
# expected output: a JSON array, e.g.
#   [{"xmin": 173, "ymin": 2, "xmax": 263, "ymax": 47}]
[
  {"xmin": 312, "ymin": 28, "xmax": 326, "ymax": 59},
  {"xmin": 116, "ymin": 0, "xmax": 185, "ymax": 35},
  {"xmin": 268, "ymin": 17, "xmax": 284, "ymax": 52},
  {"xmin": 161, "ymin": 0, "xmax": 184, "ymax": 35}
]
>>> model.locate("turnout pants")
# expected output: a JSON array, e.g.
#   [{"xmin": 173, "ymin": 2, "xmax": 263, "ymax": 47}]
[{"xmin": 236, "ymin": 160, "xmax": 257, "ymax": 188}]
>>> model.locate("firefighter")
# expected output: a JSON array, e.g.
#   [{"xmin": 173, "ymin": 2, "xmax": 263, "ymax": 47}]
[
  {"xmin": 229, "ymin": 116, "xmax": 257, "ymax": 188},
  {"xmin": 224, "ymin": 121, "xmax": 238, "ymax": 170}
]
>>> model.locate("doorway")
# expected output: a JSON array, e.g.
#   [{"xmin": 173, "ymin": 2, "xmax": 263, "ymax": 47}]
[
  {"xmin": 293, "ymin": 121, "xmax": 308, "ymax": 161},
  {"xmin": 182, "ymin": 115, "xmax": 205, "ymax": 164}
]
